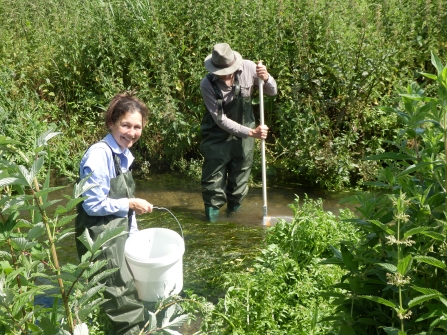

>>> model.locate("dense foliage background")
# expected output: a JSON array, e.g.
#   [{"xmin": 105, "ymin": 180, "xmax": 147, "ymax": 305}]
[{"xmin": 1, "ymin": 0, "xmax": 446, "ymax": 189}]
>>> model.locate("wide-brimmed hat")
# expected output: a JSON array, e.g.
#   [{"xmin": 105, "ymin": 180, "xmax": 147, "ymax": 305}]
[{"xmin": 204, "ymin": 43, "xmax": 242, "ymax": 76}]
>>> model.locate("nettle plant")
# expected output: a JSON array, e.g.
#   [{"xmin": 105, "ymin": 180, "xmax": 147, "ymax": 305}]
[
  {"xmin": 0, "ymin": 129, "xmax": 124, "ymax": 334},
  {"xmin": 0, "ymin": 129, "xmax": 206, "ymax": 335},
  {"xmin": 323, "ymin": 53, "xmax": 447, "ymax": 334}
]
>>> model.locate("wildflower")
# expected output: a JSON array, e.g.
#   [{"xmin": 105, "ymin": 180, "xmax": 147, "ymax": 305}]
[
  {"xmin": 386, "ymin": 272, "xmax": 411, "ymax": 287},
  {"xmin": 394, "ymin": 212, "xmax": 410, "ymax": 223},
  {"xmin": 385, "ymin": 235, "xmax": 415, "ymax": 246},
  {"xmin": 397, "ymin": 310, "xmax": 412, "ymax": 320}
]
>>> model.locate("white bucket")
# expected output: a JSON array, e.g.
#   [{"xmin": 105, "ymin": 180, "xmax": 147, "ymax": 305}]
[{"xmin": 124, "ymin": 228, "xmax": 185, "ymax": 302}]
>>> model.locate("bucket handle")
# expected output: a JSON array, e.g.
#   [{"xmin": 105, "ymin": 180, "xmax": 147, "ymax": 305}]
[{"xmin": 152, "ymin": 206, "xmax": 184, "ymax": 239}]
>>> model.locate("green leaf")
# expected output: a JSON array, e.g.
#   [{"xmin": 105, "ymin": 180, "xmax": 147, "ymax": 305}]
[
  {"xmin": 431, "ymin": 51, "xmax": 445, "ymax": 76},
  {"xmin": 57, "ymin": 272, "xmax": 78, "ymax": 283},
  {"xmin": 329, "ymin": 244, "xmax": 342, "ymax": 260},
  {"xmin": 411, "ymin": 285, "xmax": 443, "ymax": 295},
  {"xmin": 320, "ymin": 257, "xmax": 345, "ymax": 265},
  {"xmin": 82, "ymin": 259, "xmax": 109, "ymax": 278},
  {"xmin": 27, "ymin": 222, "xmax": 46, "ymax": 240},
  {"xmin": 91, "ymin": 226, "xmax": 126, "ymax": 255},
  {"xmin": 87, "ymin": 268, "xmax": 118, "ymax": 287},
  {"xmin": 73, "ymin": 172, "xmax": 97, "ymax": 198},
  {"xmin": 30, "ymin": 155, "xmax": 45, "ymax": 181},
  {"xmin": 400, "ymin": 94, "xmax": 438, "ymax": 102},
  {"xmin": 420, "ymin": 231, "xmax": 445, "ymax": 241},
  {"xmin": 36, "ymin": 129, "xmax": 61, "ymax": 149},
  {"xmin": 64, "ymin": 197, "xmax": 84, "ymax": 212},
  {"xmin": 11, "ymin": 237, "xmax": 37, "ymax": 251},
  {"xmin": 0, "ymin": 135, "xmax": 24, "ymax": 146},
  {"xmin": 77, "ymin": 298, "xmax": 106, "ymax": 320},
  {"xmin": 56, "ymin": 214, "xmax": 78, "ymax": 227},
  {"xmin": 0, "ymin": 177, "xmax": 28, "ymax": 187},
  {"xmin": 17, "ymin": 165, "xmax": 32, "ymax": 186},
  {"xmin": 0, "ymin": 251, "xmax": 11, "ymax": 260},
  {"xmin": 77, "ymin": 229, "xmax": 94, "ymax": 253},
  {"xmin": 162, "ymin": 314, "xmax": 189, "ymax": 329},
  {"xmin": 0, "ymin": 210, "xmax": 19, "ymax": 234},
  {"xmin": 368, "ymin": 220, "xmax": 394, "ymax": 235},
  {"xmin": 79, "ymin": 283, "xmax": 106, "ymax": 307},
  {"xmin": 397, "ymin": 255, "xmax": 412, "ymax": 276},
  {"xmin": 403, "ymin": 227, "xmax": 429, "ymax": 238},
  {"xmin": 408, "ymin": 294, "xmax": 442, "ymax": 308},
  {"xmin": 414, "ymin": 256, "xmax": 446, "ymax": 269},
  {"xmin": 361, "ymin": 295, "xmax": 397, "ymax": 308},
  {"xmin": 396, "ymin": 162, "xmax": 439, "ymax": 178},
  {"xmin": 377, "ymin": 263, "xmax": 397, "ymax": 273},
  {"xmin": 420, "ymin": 72, "xmax": 438, "ymax": 80},
  {"xmin": 341, "ymin": 244, "xmax": 357, "ymax": 272},
  {"xmin": 148, "ymin": 312, "xmax": 157, "ymax": 330},
  {"xmin": 55, "ymin": 231, "xmax": 75, "ymax": 243}
]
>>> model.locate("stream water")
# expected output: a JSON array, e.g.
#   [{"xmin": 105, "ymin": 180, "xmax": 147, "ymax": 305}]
[{"xmin": 54, "ymin": 173, "xmax": 352, "ymax": 333}]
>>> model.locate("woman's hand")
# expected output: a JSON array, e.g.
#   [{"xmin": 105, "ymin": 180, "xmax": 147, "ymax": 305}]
[
  {"xmin": 249, "ymin": 125, "xmax": 269, "ymax": 139},
  {"xmin": 129, "ymin": 198, "xmax": 153, "ymax": 214}
]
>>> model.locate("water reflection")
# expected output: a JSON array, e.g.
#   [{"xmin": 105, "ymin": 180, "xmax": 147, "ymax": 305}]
[{"xmin": 134, "ymin": 174, "xmax": 350, "ymax": 227}]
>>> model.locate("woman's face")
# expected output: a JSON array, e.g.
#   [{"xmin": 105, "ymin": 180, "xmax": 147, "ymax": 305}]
[{"xmin": 109, "ymin": 111, "xmax": 143, "ymax": 151}]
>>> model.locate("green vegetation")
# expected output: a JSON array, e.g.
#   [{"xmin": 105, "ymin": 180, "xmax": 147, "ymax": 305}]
[
  {"xmin": 194, "ymin": 54, "xmax": 447, "ymax": 334},
  {"xmin": 1, "ymin": 0, "xmax": 446, "ymax": 189},
  {"xmin": 0, "ymin": 129, "xmax": 124, "ymax": 334},
  {"xmin": 2, "ymin": 0, "xmax": 447, "ymax": 333},
  {"xmin": 0, "ymin": 130, "xmax": 201, "ymax": 334},
  {"xmin": 322, "ymin": 53, "xmax": 447, "ymax": 334},
  {"xmin": 196, "ymin": 198, "xmax": 359, "ymax": 334}
]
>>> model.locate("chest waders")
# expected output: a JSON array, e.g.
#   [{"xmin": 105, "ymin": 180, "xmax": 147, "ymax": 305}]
[
  {"xmin": 75, "ymin": 143, "xmax": 144, "ymax": 335},
  {"xmin": 200, "ymin": 73, "xmax": 255, "ymax": 219}
]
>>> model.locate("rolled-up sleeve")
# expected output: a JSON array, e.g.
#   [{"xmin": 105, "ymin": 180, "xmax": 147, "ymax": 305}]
[
  {"xmin": 80, "ymin": 146, "xmax": 129, "ymax": 217},
  {"xmin": 262, "ymin": 75, "xmax": 277, "ymax": 96}
]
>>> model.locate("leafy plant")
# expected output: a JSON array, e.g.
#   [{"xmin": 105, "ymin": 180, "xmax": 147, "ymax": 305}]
[
  {"xmin": 0, "ymin": 128, "xmax": 125, "ymax": 334},
  {"xmin": 323, "ymin": 53, "xmax": 447, "ymax": 334},
  {"xmin": 198, "ymin": 197, "xmax": 359, "ymax": 334}
]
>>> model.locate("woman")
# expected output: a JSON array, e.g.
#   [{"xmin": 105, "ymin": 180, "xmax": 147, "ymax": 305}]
[{"xmin": 75, "ymin": 92, "xmax": 153, "ymax": 335}]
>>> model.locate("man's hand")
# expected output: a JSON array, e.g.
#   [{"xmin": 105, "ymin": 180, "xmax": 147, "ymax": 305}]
[
  {"xmin": 249, "ymin": 125, "xmax": 269, "ymax": 139},
  {"xmin": 256, "ymin": 61, "xmax": 270, "ymax": 82}
]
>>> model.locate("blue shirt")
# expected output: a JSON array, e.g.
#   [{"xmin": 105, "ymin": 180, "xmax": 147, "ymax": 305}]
[{"xmin": 80, "ymin": 133, "xmax": 138, "ymax": 234}]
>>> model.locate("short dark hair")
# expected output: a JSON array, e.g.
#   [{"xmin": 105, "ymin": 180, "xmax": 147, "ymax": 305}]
[{"xmin": 105, "ymin": 92, "xmax": 149, "ymax": 128}]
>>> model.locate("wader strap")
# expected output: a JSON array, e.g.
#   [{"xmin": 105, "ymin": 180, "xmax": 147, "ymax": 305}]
[
  {"xmin": 234, "ymin": 73, "xmax": 241, "ymax": 97},
  {"xmin": 100, "ymin": 141, "xmax": 123, "ymax": 176},
  {"xmin": 99, "ymin": 141, "xmax": 134, "ymax": 218},
  {"xmin": 206, "ymin": 73, "xmax": 224, "ymax": 121}
]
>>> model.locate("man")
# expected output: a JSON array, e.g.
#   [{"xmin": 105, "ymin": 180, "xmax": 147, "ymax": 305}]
[{"xmin": 200, "ymin": 43, "xmax": 277, "ymax": 222}]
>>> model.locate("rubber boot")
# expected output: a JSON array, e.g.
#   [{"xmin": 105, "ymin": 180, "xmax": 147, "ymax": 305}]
[
  {"xmin": 205, "ymin": 205, "xmax": 220, "ymax": 223},
  {"xmin": 227, "ymin": 203, "xmax": 241, "ymax": 213}
]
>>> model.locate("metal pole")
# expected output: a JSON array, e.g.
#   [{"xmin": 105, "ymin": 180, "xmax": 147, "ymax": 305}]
[{"xmin": 258, "ymin": 77, "xmax": 268, "ymax": 225}]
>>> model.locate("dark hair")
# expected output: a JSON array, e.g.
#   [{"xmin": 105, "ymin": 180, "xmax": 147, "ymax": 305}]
[{"xmin": 105, "ymin": 92, "xmax": 149, "ymax": 128}]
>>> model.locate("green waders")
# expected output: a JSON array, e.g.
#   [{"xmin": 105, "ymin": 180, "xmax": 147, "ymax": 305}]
[
  {"xmin": 75, "ymin": 149, "xmax": 144, "ymax": 335},
  {"xmin": 200, "ymin": 74, "xmax": 255, "ymax": 220}
]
